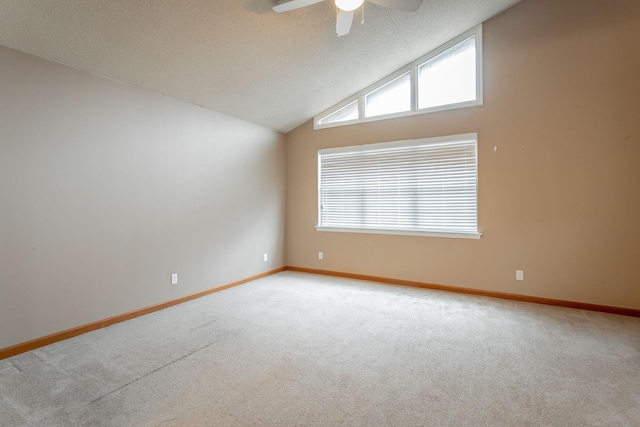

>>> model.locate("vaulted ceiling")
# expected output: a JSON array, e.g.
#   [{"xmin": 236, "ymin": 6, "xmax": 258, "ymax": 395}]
[{"xmin": 0, "ymin": 0, "xmax": 522, "ymax": 133}]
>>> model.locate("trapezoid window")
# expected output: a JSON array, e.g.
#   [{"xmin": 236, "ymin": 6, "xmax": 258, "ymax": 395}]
[
  {"xmin": 418, "ymin": 35, "xmax": 477, "ymax": 110},
  {"xmin": 364, "ymin": 72, "xmax": 411, "ymax": 118}
]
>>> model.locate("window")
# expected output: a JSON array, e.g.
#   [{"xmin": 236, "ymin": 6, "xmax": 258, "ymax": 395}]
[
  {"xmin": 318, "ymin": 100, "xmax": 358, "ymax": 125},
  {"xmin": 364, "ymin": 72, "xmax": 411, "ymax": 118},
  {"xmin": 418, "ymin": 36, "xmax": 476, "ymax": 109},
  {"xmin": 318, "ymin": 133, "xmax": 480, "ymax": 239},
  {"xmin": 314, "ymin": 25, "xmax": 482, "ymax": 129}
]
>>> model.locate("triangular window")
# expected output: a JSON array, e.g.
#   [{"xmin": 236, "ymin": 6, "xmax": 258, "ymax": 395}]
[{"xmin": 318, "ymin": 100, "xmax": 358, "ymax": 126}]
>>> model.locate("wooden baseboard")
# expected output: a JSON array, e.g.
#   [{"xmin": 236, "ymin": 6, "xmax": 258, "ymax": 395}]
[
  {"xmin": 285, "ymin": 266, "xmax": 640, "ymax": 318},
  {"xmin": 4, "ymin": 265, "xmax": 637, "ymax": 361},
  {"xmin": 0, "ymin": 267, "xmax": 286, "ymax": 361}
]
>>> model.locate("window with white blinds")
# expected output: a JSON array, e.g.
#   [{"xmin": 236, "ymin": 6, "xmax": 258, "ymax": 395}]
[{"xmin": 317, "ymin": 133, "xmax": 480, "ymax": 239}]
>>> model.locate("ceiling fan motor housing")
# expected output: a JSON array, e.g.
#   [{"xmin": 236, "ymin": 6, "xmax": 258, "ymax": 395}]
[{"xmin": 335, "ymin": 0, "xmax": 365, "ymax": 12}]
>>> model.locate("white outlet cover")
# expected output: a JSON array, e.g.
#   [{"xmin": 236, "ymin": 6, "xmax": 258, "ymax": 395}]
[
  {"xmin": 516, "ymin": 270, "xmax": 524, "ymax": 281},
  {"xmin": 264, "ymin": 253, "xmax": 268, "ymax": 261},
  {"xmin": 171, "ymin": 273, "xmax": 178, "ymax": 285},
  {"xmin": 318, "ymin": 252, "xmax": 323, "ymax": 260}
]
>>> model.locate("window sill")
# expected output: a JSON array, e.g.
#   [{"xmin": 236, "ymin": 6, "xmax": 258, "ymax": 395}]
[{"xmin": 316, "ymin": 226, "xmax": 482, "ymax": 240}]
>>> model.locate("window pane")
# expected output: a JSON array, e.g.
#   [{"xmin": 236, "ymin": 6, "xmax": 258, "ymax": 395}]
[
  {"xmin": 418, "ymin": 36, "xmax": 476, "ymax": 109},
  {"xmin": 319, "ymin": 100, "xmax": 359, "ymax": 125},
  {"xmin": 364, "ymin": 72, "xmax": 411, "ymax": 118}
]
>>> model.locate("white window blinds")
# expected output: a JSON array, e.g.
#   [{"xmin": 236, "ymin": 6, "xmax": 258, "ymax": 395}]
[{"xmin": 318, "ymin": 134, "xmax": 480, "ymax": 238}]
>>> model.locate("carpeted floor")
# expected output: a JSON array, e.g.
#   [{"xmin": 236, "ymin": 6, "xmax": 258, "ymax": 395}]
[{"xmin": 1, "ymin": 271, "xmax": 639, "ymax": 426}]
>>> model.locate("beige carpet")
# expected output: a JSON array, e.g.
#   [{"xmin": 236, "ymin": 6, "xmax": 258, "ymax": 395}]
[{"xmin": 1, "ymin": 271, "xmax": 639, "ymax": 426}]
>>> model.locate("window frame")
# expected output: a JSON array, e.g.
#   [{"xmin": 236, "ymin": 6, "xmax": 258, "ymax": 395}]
[
  {"xmin": 317, "ymin": 133, "xmax": 482, "ymax": 239},
  {"xmin": 314, "ymin": 25, "xmax": 483, "ymax": 130}
]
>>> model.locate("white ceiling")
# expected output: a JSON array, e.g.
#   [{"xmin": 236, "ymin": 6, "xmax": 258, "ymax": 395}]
[{"xmin": 0, "ymin": 0, "xmax": 521, "ymax": 133}]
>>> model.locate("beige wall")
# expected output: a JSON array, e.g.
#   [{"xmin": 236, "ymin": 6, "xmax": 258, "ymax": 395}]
[
  {"xmin": 0, "ymin": 46, "xmax": 286, "ymax": 349},
  {"xmin": 286, "ymin": 0, "xmax": 640, "ymax": 309}
]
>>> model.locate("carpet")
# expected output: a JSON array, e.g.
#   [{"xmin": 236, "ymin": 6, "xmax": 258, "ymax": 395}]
[{"xmin": 1, "ymin": 271, "xmax": 639, "ymax": 426}]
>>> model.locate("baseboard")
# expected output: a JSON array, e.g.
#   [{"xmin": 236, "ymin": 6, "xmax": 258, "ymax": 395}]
[
  {"xmin": 285, "ymin": 266, "xmax": 640, "ymax": 318},
  {"xmin": 4, "ymin": 265, "xmax": 636, "ymax": 361},
  {"xmin": 0, "ymin": 267, "xmax": 286, "ymax": 361}
]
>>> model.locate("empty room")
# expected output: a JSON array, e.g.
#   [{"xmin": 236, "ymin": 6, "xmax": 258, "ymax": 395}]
[{"xmin": 1, "ymin": 0, "xmax": 639, "ymax": 425}]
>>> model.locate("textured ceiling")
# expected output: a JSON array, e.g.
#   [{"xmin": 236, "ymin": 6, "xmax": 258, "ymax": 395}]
[{"xmin": 0, "ymin": 0, "xmax": 521, "ymax": 133}]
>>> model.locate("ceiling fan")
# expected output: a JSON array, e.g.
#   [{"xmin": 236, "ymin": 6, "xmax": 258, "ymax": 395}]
[{"xmin": 273, "ymin": 0, "xmax": 423, "ymax": 36}]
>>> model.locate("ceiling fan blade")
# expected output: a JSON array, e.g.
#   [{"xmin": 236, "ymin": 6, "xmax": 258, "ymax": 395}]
[
  {"xmin": 273, "ymin": 0, "xmax": 325, "ymax": 13},
  {"xmin": 336, "ymin": 9, "xmax": 354, "ymax": 36},
  {"xmin": 366, "ymin": 0, "xmax": 422, "ymax": 12}
]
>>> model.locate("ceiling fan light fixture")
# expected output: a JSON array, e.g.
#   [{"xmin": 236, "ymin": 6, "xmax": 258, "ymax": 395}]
[{"xmin": 335, "ymin": 0, "xmax": 364, "ymax": 12}]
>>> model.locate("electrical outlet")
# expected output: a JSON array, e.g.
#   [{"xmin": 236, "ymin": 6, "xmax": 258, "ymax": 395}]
[
  {"xmin": 171, "ymin": 273, "xmax": 178, "ymax": 285},
  {"xmin": 318, "ymin": 252, "xmax": 323, "ymax": 260},
  {"xmin": 516, "ymin": 270, "xmax": 524, "ymax": 281},
  {"xmin": 264, "ymin": 253, "xmax": 268, "ymax": 262}
]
